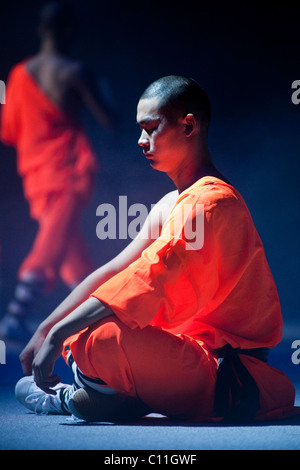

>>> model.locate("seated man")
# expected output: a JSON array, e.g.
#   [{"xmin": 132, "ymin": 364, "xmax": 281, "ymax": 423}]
[{"xmin": 15, "ymin": 75, "xmax": 296, "ymax": 423}]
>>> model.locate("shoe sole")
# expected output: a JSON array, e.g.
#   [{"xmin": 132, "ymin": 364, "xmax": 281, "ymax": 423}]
[{"xmin": 68, "ymin": 387, "xmax": 152, "ymax": 422}]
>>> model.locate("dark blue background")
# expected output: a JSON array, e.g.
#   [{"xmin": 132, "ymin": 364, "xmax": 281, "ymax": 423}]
[{"xmin": 0, "ymin": 0, "xmax": 299, "ymax": 340}]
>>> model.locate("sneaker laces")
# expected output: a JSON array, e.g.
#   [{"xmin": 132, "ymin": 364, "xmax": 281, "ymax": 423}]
[{"xmin": 25, "ymin": 384, "xmax": 67, "ymax": 415}]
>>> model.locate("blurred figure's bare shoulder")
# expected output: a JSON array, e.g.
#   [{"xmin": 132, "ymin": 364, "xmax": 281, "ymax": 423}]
[{"xmin": 25, "ymin": 54, "xmax": 85, "ymax": 114}]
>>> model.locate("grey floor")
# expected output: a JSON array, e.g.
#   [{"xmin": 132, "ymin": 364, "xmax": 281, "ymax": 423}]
[
  {"xmin": 1, "ymin": 340, "xmax": 300, "ymax": 450},
  {"xmin": 1, "ymin": 385, "xmax": 300, "ymax": 450}
]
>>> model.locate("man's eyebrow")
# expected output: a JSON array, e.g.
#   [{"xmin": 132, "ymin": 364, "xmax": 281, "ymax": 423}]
[{"xmin": 136, "ymin": 117, "xmax": 160, "ymax": 125}]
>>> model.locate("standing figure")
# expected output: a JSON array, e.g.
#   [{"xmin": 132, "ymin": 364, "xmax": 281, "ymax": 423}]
[{"xmin": 0, "ymin": 2, "xmax": 114, "ymax": 341}]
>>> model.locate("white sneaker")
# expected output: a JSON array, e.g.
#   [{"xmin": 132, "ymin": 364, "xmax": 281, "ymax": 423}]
[{"xmin": 15, "ymin": 376, "xmax": 73, "ymax": 415}]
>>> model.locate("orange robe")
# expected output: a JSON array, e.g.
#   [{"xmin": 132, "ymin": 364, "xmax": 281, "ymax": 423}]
[
  {"xmin": 0, "ymin": 61, "xmax": 98, "ymax": 287},
  {"xmin": 64, "ymin": 175, "xmax": 295, "ymax": 420}
]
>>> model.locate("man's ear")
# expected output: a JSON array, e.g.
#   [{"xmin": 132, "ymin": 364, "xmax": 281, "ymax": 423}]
[{"xmin": 183, "ymin": 113, "xmax": 197, "ymax": 137}]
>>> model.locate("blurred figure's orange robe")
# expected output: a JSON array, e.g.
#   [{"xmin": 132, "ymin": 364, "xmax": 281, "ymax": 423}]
[
  {"xmin": 64, "ymin": 177, "xmax": 295, "ymax": 421},
  {"xmin": 0, "ymin": 61, "xmax": 98, "ymax": 288}
]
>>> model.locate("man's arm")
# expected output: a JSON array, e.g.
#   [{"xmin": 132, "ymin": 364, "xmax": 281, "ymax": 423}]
[
  {"xmin": 31, "ymin": 297, "xmax": 111, "ymax": 394},
  {"xmin": 19, "ymin": 190, "xmax": 178, "ymax": 375},
  {"xmin": 37, "ymin": 190, "xmax": 177, "ymax": 335},
  {"xmin": 74, "ymin": 65, "xmax": 116, "ymax": 129}
]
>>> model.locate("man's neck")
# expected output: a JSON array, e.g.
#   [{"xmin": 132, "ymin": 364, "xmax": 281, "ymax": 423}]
[
  {"xmin": 169, "ymin": 144, "xmax": 218, "ymax": 193},
  {"xmin": 39, "ymin": 37, "xmax": 60, "ymax": 56}
]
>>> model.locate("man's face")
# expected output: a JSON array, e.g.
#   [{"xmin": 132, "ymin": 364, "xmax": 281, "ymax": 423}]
[{"xmin": 136, "ymin": 97, "xmax": 188, "ymax": 174}]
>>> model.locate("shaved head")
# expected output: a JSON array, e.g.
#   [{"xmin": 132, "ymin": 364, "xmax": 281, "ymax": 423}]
[{"xmin": 140, "ymin": 75, "xmax": 211, "ymax": 129}]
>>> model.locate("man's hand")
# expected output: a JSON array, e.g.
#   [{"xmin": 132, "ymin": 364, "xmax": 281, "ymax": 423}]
[
  {"xmin": 19, "ymin": 327, "xmax": 48, "ymax": 376},
  {"xmin": 21, "ymin": 298, "xmax": 113, "ymax": 394},
  {"xmin": 31, "ymin": 331, "xmax": 63, "ymax": 395}
]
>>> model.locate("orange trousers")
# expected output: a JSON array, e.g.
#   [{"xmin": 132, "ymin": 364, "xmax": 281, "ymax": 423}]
[
  {"xmin": 62, "ymin": 316, "xmax": 296, "ymax": 422},
  {"xmin": 63, "ymin": 316, "xmax": 217, "ymax": 421},
  {"xmin": 18, "ymin": 189, "xmax": 94, "ymax": 290}
]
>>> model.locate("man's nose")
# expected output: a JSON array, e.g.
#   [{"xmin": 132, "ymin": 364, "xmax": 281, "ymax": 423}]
[{"xmin": 138, "ymin": 129, "xmax": 149, "ymax": 147}]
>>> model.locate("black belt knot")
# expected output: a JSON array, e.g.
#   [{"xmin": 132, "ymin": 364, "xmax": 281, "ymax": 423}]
[{"xmin": 213, "ymin": 344, "xmax": 269, "ymax": 423}]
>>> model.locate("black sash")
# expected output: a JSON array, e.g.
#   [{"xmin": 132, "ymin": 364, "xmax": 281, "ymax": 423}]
[{"xmin": 213, "ymin": 344, "xmax": 269, "ymax": 423}]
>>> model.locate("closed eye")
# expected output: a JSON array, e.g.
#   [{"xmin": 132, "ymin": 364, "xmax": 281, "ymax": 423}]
[
  {"xmin": 137, "ymin": 118, "xmax": 160, "ymax": 134},
  {"xmin": 145, "ymin": 125, "xmax": 158, "ymax": 135}
]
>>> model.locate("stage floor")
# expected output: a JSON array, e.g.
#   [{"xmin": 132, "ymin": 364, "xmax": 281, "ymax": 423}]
[{"xmin": 1, "ymin": 384, "xmax": 300, "ymax": 450}]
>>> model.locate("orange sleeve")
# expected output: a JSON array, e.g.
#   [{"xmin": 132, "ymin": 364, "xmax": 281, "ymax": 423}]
[
  {"xmin": 91, "ymin": 181, "xmax": 282, "ymax": 349},
  {"xmin": 91, "ymin": 191, "xmax": 218, "ymax": 329}
]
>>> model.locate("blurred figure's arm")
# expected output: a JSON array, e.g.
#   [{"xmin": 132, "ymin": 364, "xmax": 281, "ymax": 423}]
[{"xmin": 74, "ymin": 65, "xmax": 117, "ymax": 129}]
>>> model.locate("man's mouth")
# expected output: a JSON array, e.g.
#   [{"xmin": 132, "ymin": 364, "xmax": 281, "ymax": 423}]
[{"xmin": 144, "ymin": 152, "xmax": 153, "ymax": 158}]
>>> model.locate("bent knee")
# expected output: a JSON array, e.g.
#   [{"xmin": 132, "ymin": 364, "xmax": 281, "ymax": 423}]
[{"xmin": 88, "ymin": 317, "xmax": 131, "ymax": 354}]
